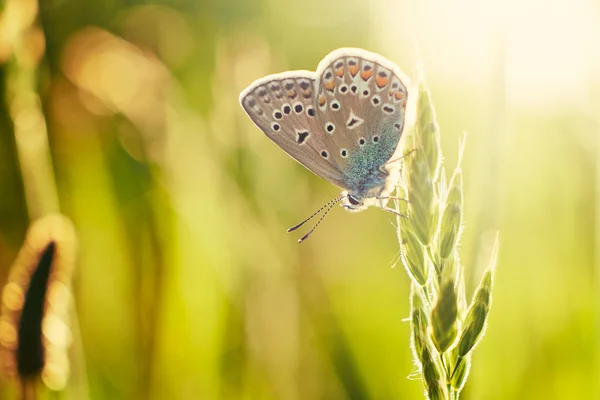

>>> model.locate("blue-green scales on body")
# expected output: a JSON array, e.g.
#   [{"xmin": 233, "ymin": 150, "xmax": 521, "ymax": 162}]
[{"xmin": 344, "ymin": 123, "xmax": 400, "ymax": 196}]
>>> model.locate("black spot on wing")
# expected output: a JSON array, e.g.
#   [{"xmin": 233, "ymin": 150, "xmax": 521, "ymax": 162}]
[{"xmin": 296, "ymin": 131, "xmax": 310, "ymax": 144}]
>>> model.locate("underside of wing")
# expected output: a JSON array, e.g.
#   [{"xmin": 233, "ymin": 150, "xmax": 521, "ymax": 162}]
[
  {"xmin": 312, "ymin": 48, "xmax": 410, "ymax": 171},
  {"xmin": 239, "ymin": 71, "xmax": 347, "ymax": 188}
]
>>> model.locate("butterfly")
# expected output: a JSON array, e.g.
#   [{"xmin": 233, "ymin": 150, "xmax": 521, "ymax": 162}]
[{"xmin": 239, "ymin": 48, "xmax": 411, "ymax": 242}]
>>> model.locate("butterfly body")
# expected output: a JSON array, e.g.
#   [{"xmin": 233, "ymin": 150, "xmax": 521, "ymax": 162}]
[{"xmin": 240, "ymin": 48, "xmax": 410, "ymax": 216}]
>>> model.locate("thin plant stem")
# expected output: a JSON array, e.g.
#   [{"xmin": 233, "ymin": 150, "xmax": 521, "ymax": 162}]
[
  {"xmin": 2, "ymin": 0, "xmax": 90, "ymax": 396},
  {"xmin": 395, "ymin": 78, "xmax": 498, "ymax": 399}
]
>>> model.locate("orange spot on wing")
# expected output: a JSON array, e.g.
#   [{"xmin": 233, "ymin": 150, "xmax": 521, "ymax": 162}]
[
  {"xmin": 360, "ymin": 69, "xmax": 373, "ymax": 81},
  {"xmin": 318, "ymin": 94, "xmax": 326, "ymax": 106},
  {"xmin": 376, "ymin": 76, "xmax": 389, "ymax": 88},
  {"xmin": 335, "ymin": 67, "xmax": 345, "ymax": 78},
  {"xmin": 324, "ymin": 80, "xmax": 335, "ymax": 91},
  {"xmin": 395, "ymin": 91, "xmax": 405, "ymax": 100},
  {"xmin": 348, "ymin": 65, "xmax": 359, "ymax": 77}
]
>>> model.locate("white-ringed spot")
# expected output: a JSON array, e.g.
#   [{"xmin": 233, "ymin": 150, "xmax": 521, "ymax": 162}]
[{"xmin": 325, "ymin": 122, "xmax": 335, "ymax": 134}]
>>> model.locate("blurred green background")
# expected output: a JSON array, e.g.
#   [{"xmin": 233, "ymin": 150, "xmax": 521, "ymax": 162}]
[{"xmin": 0, "ymin": 0, "xmax": 599, "ymax": 398}]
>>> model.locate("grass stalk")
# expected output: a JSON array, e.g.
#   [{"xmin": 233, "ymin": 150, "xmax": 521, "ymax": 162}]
[
  {"xmin": 395, "ymin": 79, "xmax": 498, "ymax": 399},
  {"xmin": 0, "ymin": 0, "xmax": 89, "ymax": 396}
]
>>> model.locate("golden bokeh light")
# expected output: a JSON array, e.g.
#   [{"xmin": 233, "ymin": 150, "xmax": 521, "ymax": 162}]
[{"xmin": 0, "ymin": 0, "xmax": 599, "ymax": 398}]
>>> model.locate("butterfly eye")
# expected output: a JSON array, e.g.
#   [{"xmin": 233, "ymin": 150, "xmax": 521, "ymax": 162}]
[{"xmin": 348, "ymin": 195, "xmax": 360, "ymax": 205}]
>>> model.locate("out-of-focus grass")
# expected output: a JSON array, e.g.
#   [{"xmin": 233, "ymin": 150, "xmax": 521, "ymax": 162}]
[{"xmin": 0, "ymin": 0, "xmax": 598, "ymax": 399}]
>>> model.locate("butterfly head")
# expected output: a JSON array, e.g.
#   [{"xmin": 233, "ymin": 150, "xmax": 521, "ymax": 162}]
[{"xmin": 341, "ymin": 191, "xmax": 375, "ymax": 212}]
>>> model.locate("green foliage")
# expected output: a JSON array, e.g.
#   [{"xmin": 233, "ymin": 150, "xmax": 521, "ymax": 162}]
[
  {"xmin": 396, "ymin": 80, "xmax": 498, "ymax": 399},
  {"xmin": 0, "ymin": 1, "xmax": 597, "ymax": 399}
]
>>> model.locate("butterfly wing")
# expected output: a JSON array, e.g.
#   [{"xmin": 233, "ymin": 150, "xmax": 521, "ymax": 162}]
[
  {"xmin": 239, "ymin": 71, "xmax": 347, "ymax": 188},
  {"xmin": 313, "ymin": 48, "xmax": 410, "ymax": 191}
]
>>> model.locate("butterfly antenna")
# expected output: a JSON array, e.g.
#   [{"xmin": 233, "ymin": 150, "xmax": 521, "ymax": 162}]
[
  {"xmin": 386, "ymin": 148, "xmax": 416, "ymax": 165},
  {"xmin": 287, "ymin": 196, "xmax": 342, "ymax": 233},
  {"xmin": 297, "ymin": 197, "xmax": 342, "ymax": 244}
]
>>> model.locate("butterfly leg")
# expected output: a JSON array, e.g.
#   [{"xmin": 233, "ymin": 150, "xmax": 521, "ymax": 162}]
[
  {"xmin": 377, "ymin": 196, "xmax": 410, "ymax": 203},
  {"xmin": 381, "ymin": 206, "xmax": 409, "ymax": 219},
  {"xmin": 385, "ymin": 148, "xmax": 417, "ymax": 165}
]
